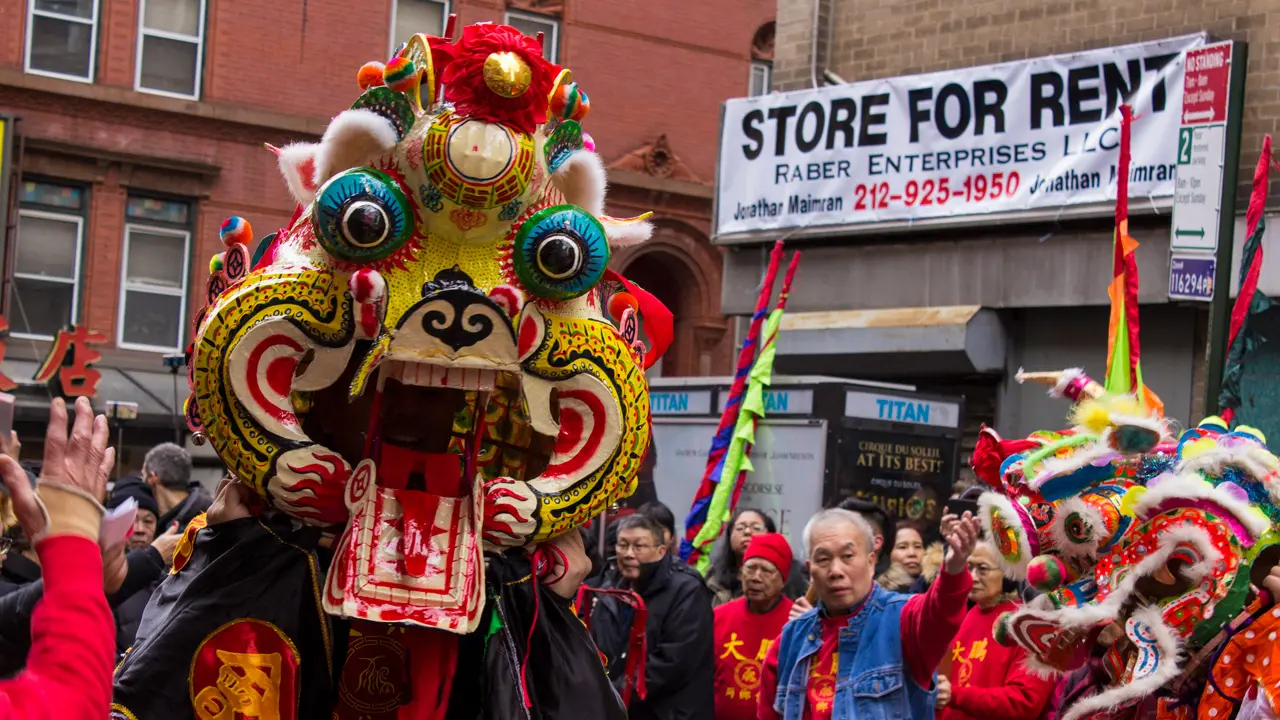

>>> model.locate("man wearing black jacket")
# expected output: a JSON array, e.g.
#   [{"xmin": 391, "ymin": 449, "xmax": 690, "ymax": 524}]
[{"xmin": 585, "ymin": 514, "xmax": 714, "ymax": 720}]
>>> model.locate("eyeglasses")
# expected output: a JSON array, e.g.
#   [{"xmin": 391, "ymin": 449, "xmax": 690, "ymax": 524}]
[
  {"xmin": 733, "ymin": 522, "xmax": 767, "ymax": 534},
  {"xmin": 967, "ymin": 563, "xmax": 997, "ymax": 577},
  {"xmin": 741, "ymin": 563, "xmax": 779, "ymax": 579},
  {"xmin": 0, "ymin": 537, "xmax": 11, "ymax": 555},
  {"xmin": 615, "ymin": 542, "xmax": 656, "ymax": 555}
]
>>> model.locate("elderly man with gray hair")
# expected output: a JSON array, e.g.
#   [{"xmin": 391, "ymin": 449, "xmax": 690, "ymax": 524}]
[{"xmin": 757, "ymin": 508, "xmax": 981, "ymax": 720}]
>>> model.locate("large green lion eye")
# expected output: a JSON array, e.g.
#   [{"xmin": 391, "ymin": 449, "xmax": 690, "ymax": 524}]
[
  {"xmin": 312, "ymin": 169, "xmax": 412, "ymax": 263},
  {"xmin": 513, "ymin": 205, "xmax": 609, "ymax": 300}
]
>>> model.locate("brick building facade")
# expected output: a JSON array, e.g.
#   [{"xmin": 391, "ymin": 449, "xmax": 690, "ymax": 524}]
[
  {"xmin": 0, "ymin": 0, "xmax": 772, "ymax": 472},
  {"xmin": 716, "ymin": 0, "xmax": 1280, "ymax": 465}
]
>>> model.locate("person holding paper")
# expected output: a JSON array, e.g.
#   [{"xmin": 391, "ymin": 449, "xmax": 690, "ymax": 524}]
[{"xmin": 0, "ymin": 397, "xmax": 117, "ymax": 719}]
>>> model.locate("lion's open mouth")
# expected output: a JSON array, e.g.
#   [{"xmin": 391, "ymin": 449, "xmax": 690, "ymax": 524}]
[{"xmin": 303, "ymin": 354, "xmax": 558, "ymax": 494}]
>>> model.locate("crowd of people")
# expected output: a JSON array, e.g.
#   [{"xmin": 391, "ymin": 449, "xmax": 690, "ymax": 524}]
[
  {"xmin": 3, "ymin": 401, "xmax": 1277, "ymax": 719},
  {"xmin": 576, "ymin": 488, "xmax": 1063, "ymax": 720},
  {"xmin": 0, "ymin": 399, "xmax": 213, "ymax": 713}
]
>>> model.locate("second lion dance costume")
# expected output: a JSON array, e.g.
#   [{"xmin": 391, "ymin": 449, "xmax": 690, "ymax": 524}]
[
  {"xmin": 111, "ymin": 20, "xmax": 672, "ymax": 719},
  {"xmin": 974, "ymin": 368, "xmax": 1280, "ymax": 720}
]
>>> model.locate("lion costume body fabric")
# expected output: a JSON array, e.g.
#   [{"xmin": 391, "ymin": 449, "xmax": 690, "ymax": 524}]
[
  {"xmin": 975, "ymin": 369, "xmax": 1280, "ymax": 720},
  {"xmin": 112, "ymin": 22, "xmax": 670, "ymax": 719}
]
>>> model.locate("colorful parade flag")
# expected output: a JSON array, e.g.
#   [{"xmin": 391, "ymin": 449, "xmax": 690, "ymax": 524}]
[
  {"xmin": 686, "ymin": 251, "xmax": 800, "ymax": 574},
  {"xmin": 680, "ymin": 241, "xmax": 784, "ymax": 567},
  {"xmin": 1105, "ymin": 105, "xmax": 1164, "ymax": 416},
  {"xmin": 1219, "ymin": 135, "xmax": 1275, "ymax": 424},
  {"xmin": 728, "ymin": 253, "xmax": 800, "ymax": 513}
]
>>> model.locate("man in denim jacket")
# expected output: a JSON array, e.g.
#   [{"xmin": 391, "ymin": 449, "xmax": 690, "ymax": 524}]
[{"xmin": 757, "ymin": 509, "xmax": 980, "ymax": 720}]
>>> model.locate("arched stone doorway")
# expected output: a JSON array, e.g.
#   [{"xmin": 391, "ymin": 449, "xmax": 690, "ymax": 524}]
[{"xmin": 615, "ymin": 221, "xmax": 730, "ymax": 377}]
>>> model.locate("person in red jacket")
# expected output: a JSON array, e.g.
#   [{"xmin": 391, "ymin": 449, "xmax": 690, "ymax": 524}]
[
  {"xmin": 714, "ymin": 532, "xmax": 795, "ymax": 719},
  {"xmin": 0, "ymin": 397, "xmax": 116, "ymax": 719},
  {"xmin": 938, "ymin": 542, "xmax": 1052, "ymax": 720}
]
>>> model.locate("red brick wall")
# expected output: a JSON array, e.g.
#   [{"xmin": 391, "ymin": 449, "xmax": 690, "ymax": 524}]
[{"xmin": 0, "ymin": 0, "xmax": 770, "ymax": 376}]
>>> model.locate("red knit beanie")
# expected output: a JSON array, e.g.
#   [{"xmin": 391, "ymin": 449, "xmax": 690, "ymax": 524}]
[{"xmin": 743, "ymin": 532, "xmax": 793, "ymax": 581}]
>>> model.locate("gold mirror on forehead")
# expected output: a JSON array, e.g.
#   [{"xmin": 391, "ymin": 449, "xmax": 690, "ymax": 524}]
[{"xmin": 398, "ymin": 33, "xmax": 437, "ymax": 111}]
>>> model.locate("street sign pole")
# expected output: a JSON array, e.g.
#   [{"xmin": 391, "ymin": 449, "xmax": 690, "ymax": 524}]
[{"xmin": 1204, "ymin": 41, "xmax": 1248, "ymax": 416}]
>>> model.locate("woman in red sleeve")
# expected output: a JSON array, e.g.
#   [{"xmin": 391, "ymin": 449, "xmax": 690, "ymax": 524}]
[
  {"xmin": 938, "ymin": 542, "xmax": 1052, "ymax": 720},
  {"xmin": 0, "ymin": 397, "xmax": 117, "ymax": 719}
]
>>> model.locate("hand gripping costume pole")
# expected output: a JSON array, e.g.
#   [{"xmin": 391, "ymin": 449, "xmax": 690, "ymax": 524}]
[
  {"xmin": 975, "ymin": 369, "xmax": 1280, "ymax": 720},
  {"xmin": 111, "ymin": 20, "xmax": 671, "ymax": 719}
]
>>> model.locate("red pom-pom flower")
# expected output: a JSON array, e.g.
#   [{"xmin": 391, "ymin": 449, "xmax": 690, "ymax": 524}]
[{"xmin": 439, "ymin": 24, "xmax": 561, "ymax": 135}]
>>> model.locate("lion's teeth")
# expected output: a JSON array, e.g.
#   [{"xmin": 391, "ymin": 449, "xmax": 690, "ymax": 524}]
[{"xmin": 388, "ymin": 363, "xmax": 504, "ymax": 391}]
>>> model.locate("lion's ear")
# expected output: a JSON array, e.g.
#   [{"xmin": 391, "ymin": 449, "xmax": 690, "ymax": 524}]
[{"xmin": 268, "ymin": 142, "xmax": 320, "ymax": 206}]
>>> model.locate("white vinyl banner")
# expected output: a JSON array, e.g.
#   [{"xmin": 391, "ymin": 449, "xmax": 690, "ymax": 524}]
[{"xmin": 716, "ymin": 34, "xmax": 1205, "ymax": 237}]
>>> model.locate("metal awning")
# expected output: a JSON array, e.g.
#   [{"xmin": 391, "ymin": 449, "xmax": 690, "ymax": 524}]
[
  {"xmin": 774, "ymin": 305, "xmax": 1006, "ymax": 377},
  {"xmin": 1, "ymin": 360, "xmax": 185, "ymax": 428}
]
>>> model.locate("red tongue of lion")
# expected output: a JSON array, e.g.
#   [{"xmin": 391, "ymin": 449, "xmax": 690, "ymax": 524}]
[{"xmin": 380, "ymin": 445, "xmax": 465, "ymax": 578}]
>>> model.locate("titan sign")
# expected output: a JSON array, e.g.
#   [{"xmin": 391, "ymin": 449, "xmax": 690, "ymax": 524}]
[{"xmin": 716, "ymin": 34, "xmax": 1206, "ymax": 237}]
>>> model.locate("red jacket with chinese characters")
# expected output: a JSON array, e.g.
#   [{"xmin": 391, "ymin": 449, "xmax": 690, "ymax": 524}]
[
  {"xmin": 939, "ymin": 600, "xmax": 1052, "ymax": 720},
  {"xmin": 714, "ymin": 596, "xmax": 794, "ymax": 719}
]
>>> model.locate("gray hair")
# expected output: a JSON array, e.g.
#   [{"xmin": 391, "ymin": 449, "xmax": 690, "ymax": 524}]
[
  {"xmin": 803, "ymin": 508, "xmax": 877, "ymax": 558},
  {"xmin": 143, "ymin": 443, "xmax": 192, "ymax": 491}
]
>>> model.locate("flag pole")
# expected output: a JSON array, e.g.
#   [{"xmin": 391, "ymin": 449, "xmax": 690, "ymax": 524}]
[{"xmin": 680, "ymin": 240, "xmax": 784, "ymax": 566}]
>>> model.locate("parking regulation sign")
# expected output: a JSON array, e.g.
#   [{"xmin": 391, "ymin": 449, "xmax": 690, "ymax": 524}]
[{"xmin": 1168, "ymin": 253, "xmax": 1216, "ymax": 301}]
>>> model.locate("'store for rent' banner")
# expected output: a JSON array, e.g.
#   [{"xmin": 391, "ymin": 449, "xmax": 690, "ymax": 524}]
[{"xmin": 716, "ymin": 34, "xmax": 1205, "ymax": 237}]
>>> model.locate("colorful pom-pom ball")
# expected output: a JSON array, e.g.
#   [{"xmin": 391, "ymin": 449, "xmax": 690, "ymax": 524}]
[
  {"xmin": 608, "ymin": 292, "xmax": 639, "ymax": 321},
  {"xmin": 209, "ymin": 253, "xmax": 225, "ymax": 274},
  {"xmin": 219, "ymin": 216, "xmax": 253, "ymax": 248},
  {"xmin": 993, "ymin": 612, "xmax": 1015, "ymax": 647},
  {"xmin": 358, "ymin": 61, "xmax": 387, "ymax": 90},
  {"xmin": 1200, "ymin": 416, "xmax": 1229, "ymax": 432},
  {"xmin": 1025, "ymin": 555, "xmax": 1067, "ymax": 593},
  {"xmin": 582, "ymin": 132, "xmax": 596, "ymax": 153},
  {"xmin": 550, "ymin": 81, "xmax": 590, "ymax": 122},
  {"xmin": 383, "ymin": 57, "xmax": 418, "ymax": 93},
  {"xmin": 1236, "ymin": 425, "xmax": 1267, "ymax": 444}
]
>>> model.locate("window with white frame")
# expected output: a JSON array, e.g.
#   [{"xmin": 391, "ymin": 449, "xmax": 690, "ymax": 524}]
[
  {"xmin": 503, "ymin": 10, "xmax": 558, "ymax": 64},
  {"xmin": 11, "ymin": 180, "xmax": 87, "ymax": 340},
  {"xmin": 118, "ymin": 196, "xmax": 192, "ymax": 351},
  {"xmin": 390, "ymin": 0, "xmax": 449, "ymax": 55},
  {"xmin": 749, "ymin": 61, "xmax": 772, "ymax": 97},
  {"xmin": 135, "ymin": 0, "xmax": 206, "ymax": 99},
  {"xmin": 25, "ymin": 0, "xmax": 99, "ymax": 82}
]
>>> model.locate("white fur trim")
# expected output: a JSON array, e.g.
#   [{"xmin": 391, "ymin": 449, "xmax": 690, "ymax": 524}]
[
  {"xmin": 1051, "ymin": 368, "xmax": 1087, "ymax": 398},
  {"xmin": 599, "ymin": 216, "xmax": 653, "ymax": 246},
  {"xmin": 1177, "ymin": 444, "xmax": 1280, "ymax": 489},
  {"xmin": 978, "ymin": 492, "xmax": 1034, "ymax": 579},
  {"xmin": 1061, "ymin": 605, "xmax": 1182, "ymax": 720},
  {"xmin": 1047, "ymin": 497, "xmax": 1104, "ymax": 559},
  {"xmin": 1133, "ymin": 472, "xmax": 1272, "ymax": 539},
  {"xmin": 1002, "ymin": 519, "xmax": 1222, "ymax": 654},
  {"xmin": 550, "ymin": 150, "xmax": 606, "ymax": 217},
  {"xmin": 1029, "ymin": 441, "xmax": 1115, "ymax": 491},
  {"xmin": 313, "ymin": 109, "xmax": 399, "ymax": 187},
  {"xmin": 274, "ymin": 142, "xmax": 320, "ymax": 206}
]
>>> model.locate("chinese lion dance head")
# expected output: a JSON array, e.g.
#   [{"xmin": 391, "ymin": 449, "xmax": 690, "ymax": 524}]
[
  {"xmin": 976, "ymin": 369, "xmax": 1280, "ymax": 720},
  {"xmin": 184, "ymin": 23, "xmax": 669, "ymax": 634}
]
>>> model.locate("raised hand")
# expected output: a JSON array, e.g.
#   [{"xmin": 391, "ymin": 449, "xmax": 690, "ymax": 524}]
[
  {"xmin": 942, "ymin": 511, "xmax": 981, "ymax": 575},
  {"xmin": 0, "ymin": 398, "xmax": 114, "ymax": 542}
]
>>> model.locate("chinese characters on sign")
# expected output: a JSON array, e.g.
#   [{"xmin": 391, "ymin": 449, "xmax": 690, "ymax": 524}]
[{"xmin": 0, "ymin": 319, "xmax": 108, "ymax": 397}]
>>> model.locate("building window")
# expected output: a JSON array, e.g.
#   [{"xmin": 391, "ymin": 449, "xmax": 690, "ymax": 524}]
[
  {"xmin": 11, "ymin": 180, "xmax": 87, "ymax": 340},
  {"xmin": 24, "ymin": 0, "xmax": 100, "ymax": 82},
  {"xmin": 118, "ymin": 196, "xmax": 192, "ymax": 352},
  {"xmin": 749, "ymin": 61, "xmax": 772, "ymax": 97},
  {"xmin": 504, "ymin": 10, "xmax": 558, "ymax": 63},
  {"xmin": 390, "ymin": 0, "xmax": 449, "ymax": 55},
  {"xmin": 135, "ymin": 0, "xmax": 206, "ymax": 99}
]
